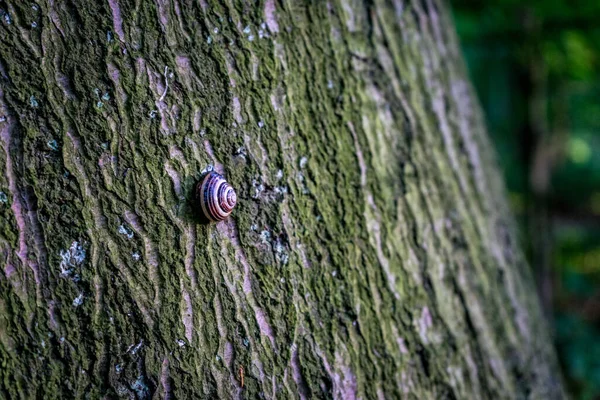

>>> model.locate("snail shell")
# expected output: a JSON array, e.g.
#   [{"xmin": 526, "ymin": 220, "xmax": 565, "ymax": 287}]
[{"xmin": 197, "ymin": 172, "xmax": 237, "ymax": 222}]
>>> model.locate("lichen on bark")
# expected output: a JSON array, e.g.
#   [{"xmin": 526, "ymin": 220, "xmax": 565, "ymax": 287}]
[{"xmin": 0, "ymin": 0, "xmax": 564, "ymax": 399}]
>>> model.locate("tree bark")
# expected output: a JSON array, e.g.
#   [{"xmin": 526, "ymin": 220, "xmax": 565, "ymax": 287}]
[{"xmin": 0, "ymin": 0, "xmax": 565, "ymax": 399}]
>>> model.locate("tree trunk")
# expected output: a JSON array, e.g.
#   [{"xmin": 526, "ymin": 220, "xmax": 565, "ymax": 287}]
[{"xmin": 0, "ymin": 0, "xmax": 565, "ymax": 399}]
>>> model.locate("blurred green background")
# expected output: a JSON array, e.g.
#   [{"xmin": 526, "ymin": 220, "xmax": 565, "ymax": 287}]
[{"xmin": 451, "ymin": 1, "xmax": 600, "ymax": 398}]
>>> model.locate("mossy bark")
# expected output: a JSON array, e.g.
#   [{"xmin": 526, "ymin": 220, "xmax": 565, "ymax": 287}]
[{"xmin": 0, "ymin": 0, "xmax": 565, "ymax": 399}]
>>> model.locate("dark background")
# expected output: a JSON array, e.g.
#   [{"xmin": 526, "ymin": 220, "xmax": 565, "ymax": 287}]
[{"xmin": 451, "ymin": 1, "xmax": 600, "ymax": 398}]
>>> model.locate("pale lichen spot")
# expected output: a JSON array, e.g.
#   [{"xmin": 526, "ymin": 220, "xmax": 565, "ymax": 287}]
[
  {"xmin": 258, "ymin": 26, "xmax": 267, "ymax": 39},
  {"xmin": 1, "ymin": 10, "xmax": 12, "ymax": 25},
  {"xmin": 260, "ymin": 230, "xmax": 271, "ymax": 244},
  {"xmin": 131, "ymin": 376, "xmax": 150, "ymax": 399},
  {"xmin": 29, "ymin": 95, "xmax": 38, "ymax": 108},
  {"xmin": 59, "ymin": 241, "xmax": 86, "ymax": 277},
  {"xmin": 274, "ymin": 237, "xmax": 289, "ymax": 264},
  {"xmin": 252, "ymin": 179, "xmax": 265, "ymax": 198},
  {"xmin": 118, "ymin": 224, "xmax": 134, "ymax": 239},
  {"xmin": 132, "ymin": 252, "xmax": 141, "ymax": 261},
  {"xmin": 235, "ymin": 146, "xmax": 247, "ymax": 159},
  {"xmin": 0, "ymin": 192, "xmax": 7, "ymax": 204},
  {"xmin": 176, "ymin": 339, "xmax": 186, "ymax": 347},
  {"xmin": 274, "ymin": 186, "xmax": 287, "ymax": 196},
  {"xmin": 299, "ymin": 156, "xmax": 308, "ymax": 168},
  {"xmin": 47, "ymin": 139, "xmax": 58, "ymax": 151},
  {"xmin": 128, "ymin": 340, "xmax": 143, "ymax": 355},
  {"xmin": 72, "ymin": 293, "xmax": 84, "ymax": 307},
  {"xmin": 200, "ymin": 164, "xmax": 214, "ymax": 174}
]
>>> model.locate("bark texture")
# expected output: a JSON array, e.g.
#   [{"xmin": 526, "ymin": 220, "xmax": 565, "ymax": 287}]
[{"xmin": 0, "ymin": 0, "xmax": 565, "ymax": 399}]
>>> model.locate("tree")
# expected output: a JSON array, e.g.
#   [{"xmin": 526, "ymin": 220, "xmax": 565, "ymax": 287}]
[{"xmin": 0, "ymin": 0, "xmax": 565, "ymax": 398}]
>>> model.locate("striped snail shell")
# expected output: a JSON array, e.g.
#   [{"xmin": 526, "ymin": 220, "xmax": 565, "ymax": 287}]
[{"xmin": 197, "ymin": 172, "xmax": 237, "ymax": 222}]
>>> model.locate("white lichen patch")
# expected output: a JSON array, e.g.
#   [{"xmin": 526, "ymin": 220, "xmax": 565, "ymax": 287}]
[
  {"xmin": 258, "ymin": 23, "xmax": 269, "ymax": 39},
  {"xmin": 299, "ymin": 156, "xmax": 308, "ymax": 168},
  {"xmin": 297, "ymin": 172, "xmax": 310, "ymax": 194},
  {"xmin": 273, "ymin": 237, "xmax": 289, "ymax": 264},
  {"xmin": 118, "ymin": 224, "xmax": 134, "ymax": 239},
  {"xmin": 131, "ymin": 376, "xmax": 149, "ymax": 399},
  {"xmin": 243, "ymin": 25, "xmax": 255, "ymax": 41},
  {"xmin": 176, "ymin": 339, "xmax": 186, "ymax": 347},
  {"xmin": 0, "ymin": 192, "xmax": 7, "ymax": 204},
  {"xmin": 260, "ymin": 230, "xmax": 271, "ymax": 244},
  {"xmin": 252, "ymin": 179, "xmax": 265, "ymax": 199},
  {"xmin": 72, "ymin": 294, "xmax": 84, "ymax": 307},
  {"xmin": 1, "ymin": 10, "xmax": 12, "ymax": 25},
  {"xmin": 47, "ymin": 139, "xmax": 58, "ymax": 151},
  {"xmin": 274, "ymin": 186, "xmax": 288, "ymax": 196},
  {"xmin": 127, "ymin": 340, "xmax": 143, "ymax": 355},
  {"xmin": 235, "ymin": 146, "xmax": 247, "ymax": 159},
  {"xmin": 132, "ymin": 252, "xmax": 141, "ymax": 261},
  {"xmin": 200, "ymin": 164, "xmax": 214, "ymax": 175},
  {"xmin": 59, "ymin": 241, "xmax": 86, "ymax": 278}
]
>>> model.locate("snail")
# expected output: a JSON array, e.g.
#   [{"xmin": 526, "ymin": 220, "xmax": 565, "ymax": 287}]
[{"xmin": 196, "ymin": 172, "xmax": 237, "ymax": 222}]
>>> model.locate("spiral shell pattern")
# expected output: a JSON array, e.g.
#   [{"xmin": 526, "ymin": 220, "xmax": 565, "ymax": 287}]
[{"xmin": 197, "ymin": 172, "xmax": 237, "ymax": 222}]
